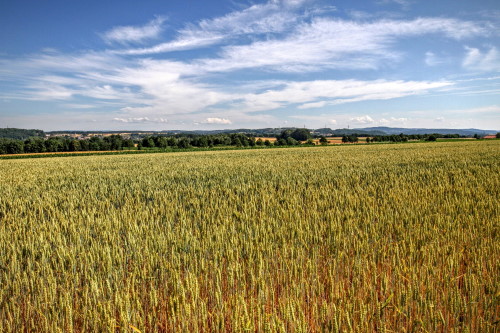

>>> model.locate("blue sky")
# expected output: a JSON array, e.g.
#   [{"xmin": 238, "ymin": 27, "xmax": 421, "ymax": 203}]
[{"xmin": 0, "ymin": 0, "xmax": 499, "ymax": 131}]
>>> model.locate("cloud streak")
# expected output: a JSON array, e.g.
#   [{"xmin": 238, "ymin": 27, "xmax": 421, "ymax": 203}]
[
  {"xmin": 113, "ymin": 117, "xmax": 168, "ymax": 123},
  {"xmin": 203, "ymin": 117, "xmax": 232, "ymax": 124},
  {"xmin": 102, "ymin": 17, "xmax": 166, "ymax": 44}
]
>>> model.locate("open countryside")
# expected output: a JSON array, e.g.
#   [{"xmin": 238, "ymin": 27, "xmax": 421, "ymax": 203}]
[
  {"xmin": 0, "ymin": 141, "xmax": 498, "ymax": 332},
  {"xmin": 2, "ymin": 0, "xmax": 500, "ymax": 331}
]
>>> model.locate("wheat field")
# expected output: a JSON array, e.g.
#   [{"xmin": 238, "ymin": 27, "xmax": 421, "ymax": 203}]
[{"xmin": 0, "ymin": 141, "xmax": 498, "ymax": 332}]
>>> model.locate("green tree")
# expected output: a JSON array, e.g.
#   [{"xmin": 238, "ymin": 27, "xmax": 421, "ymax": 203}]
[
  {"xmin": 155, "ymin": 136, "xmax": 168, "ymax": 148},
  {"xmin": 88, "ymin": 137, "xmax": 102, "ymax": 150},
  {"xmin": 277, "ymin": 130, "xmax": 292, "ymax": 140},
  {"xmin": 198, "ymin": 136, "xmax": 209, "ymax": 147},
  {"xmin": 105, "ymin": 135, "xmax": 123, "ymax": 150},
  {"xmin": 319, "ymin": 136, "xmax": 328, "ymax": 145},
  {"xmin": 0, "ymin": 139, "xmax": 7, "ymax": 154},
  {"xmin": 142, "ymin": 137, "xmax": 155, "ymax": 148},
  {"xmin": 6, "ymin": 140, "xmax": 24, "ymax": 154},
  {"xmin": 124, "ymin": 139, "xmax": 135, "ymax": 149},
  {"xmin": 256, "ymin": 138, "xmax": 264, "ymax": 146},
  {"xmin": 167, "ymin": 137, "xmax": 177, "ymax": 147},
  {"xmin": 426, "ymin": 135, "xmax": 437, "ymax": 142},
  {"xmin": 177, "ymin": 138, "xmax": 191, "ymax": 148},
  {"xmin": 275, "ymin": 138, "xmax": 287, "ymax": 146},
  {"xmin": 24, "ymin": 137, "xmax": 46, "ymax": 153},
  {"xmin": 286, "ymin": 137, "xmax": 298, "ymax": 146},
  {"xmin": 232, "ymin": 138, "xmax": 242, "ymax": 147},
  {"xmin": 80, "ymin": 139, "xmax": 90, "ymax": 151},
  {"xmin": 45, "ymin": 138, "xmax": 63, "ymax": 152},
  {"xmin": 290, "ymin": 128, "xmax": 311, "ymax": 141},
  {"xmin": 69, "ymin": 140, "xmax": 81, "ymax": 152}
]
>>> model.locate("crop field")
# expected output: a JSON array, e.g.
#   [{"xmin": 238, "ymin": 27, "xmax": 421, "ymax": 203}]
[{"xmin": 0, "ymin": 141, "xmax": 498, "ymax": 332}]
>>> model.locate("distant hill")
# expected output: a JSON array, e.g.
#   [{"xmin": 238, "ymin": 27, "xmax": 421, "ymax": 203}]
[
  {"xmin": 357, "ymin": 127, "xmax": 497, "ymax": 136},
  {"xmin": 0, "ymin": 128, "xmax": 45, "ymax": 140},
  {"xmin": 313, "ymin": 128, "xmax": 387, "ymax": 136},
  {"xmin": 7, "ymin": 126, "xmax": 498, "ymax": 139}
]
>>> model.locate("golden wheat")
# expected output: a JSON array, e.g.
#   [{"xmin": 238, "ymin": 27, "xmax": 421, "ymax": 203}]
[{"xmin": 0, "ymin": 141, "xmax": 498, "ymax": 332}]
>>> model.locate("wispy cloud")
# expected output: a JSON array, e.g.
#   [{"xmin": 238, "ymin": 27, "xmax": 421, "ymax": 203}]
[
  {"xmin": 113, "ymin": 117, "xmax": 168, "ymax": 123},
  {"xmin": 119, "ymin": 1, "xmax": 304, "ymax": 55},
  {"xmin": 379, "ymin": 117, "xmax": 408, "ymax": 125},
  {"xmin": 196, "ymin": 17, "xmax": 488, "ymax": 73},
  {"xmin": 246, "ymin": 79, "xmax": 453, "ymax": 111},
  {"xmin": 462, "ymin": 46, "xmax": 500, "ymax": 72},
  {"xmin": 118, "ymin": 35, "xmax": 224, "ymax": 55},
  {"xmin": 203, "ymin": 117, "xmax": 232, "ymax": 124},
  {"xmin": 102, "ymin": 17, "xmax": 166, "ymax": 44},
  {"xmin": 350, "ymin": 115, "xmax": 375, "ymax": 124}
]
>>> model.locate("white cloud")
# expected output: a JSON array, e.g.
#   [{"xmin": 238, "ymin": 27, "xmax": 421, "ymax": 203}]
[
  {"xmin": 118, "ymin": 3, "xmax": 486, "ymax": 62},
  {"xmin": 203, "ymin": 117, "xmax": 232, "ymax": 124},
  {"xmin": 119, "ymin": 35, "xmax": 224, "ymax": 55},
  {"xmin": 376, "ymin": 117, "xmax": 408, "ymax": 125},
  {"xmin": 197, "ymin": 17, "xmax": 487, "ymax": 73},
  {"xmin": 195, "ymin": 1, "xmax": 296, "ymax": 35},
  {"xmin": 120, "ymin": 1, "xmax": 302, "ymax": 55},
  {"xmin": 434, "ymin": 117, "xmax": 445, "ymax": 122},
  {"xmin": 0, "ymin": 45, "xmax": 454, "ymax": 125},
  {"xmin": 240, "ymin": 79, "xmax": 452, "ymax": 112},
  {"xmin": 390, "ymin": 117, "xmax": 408, "ymax": 122},
  {"xmin": 113, "ymin": 117, "xmax": 150, "ymax": 123},
  {"xmin": 350, "ymin": 115, "xmax": 375, "ymax": 124},
  {"xmin": 462, "ymin": 46, "xmax": 500, "ymax": 72},
  {"xmin": 102, "ymin": 17, "xmax": 166, "ymax": 44},
  {"xmin": 113, "ymin": 117, "xmax": 168, "ymax": 123}
]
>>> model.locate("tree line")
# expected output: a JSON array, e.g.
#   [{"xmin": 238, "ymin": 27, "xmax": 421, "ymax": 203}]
[
  {"xmin": 0, "ymin": 129, "xmax": 315, "ymax": 155},
  {"xmin": 0, "ymin": 130, "xmax": 490, "ymax": 155},
  {"xmin": 0, "ymin": 135, "xmax": 135, "ymax": 154}
]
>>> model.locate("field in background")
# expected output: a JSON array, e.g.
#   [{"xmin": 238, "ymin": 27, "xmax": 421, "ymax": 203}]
[{"xmin": 0, "ymin": 141, "xmax": 498, "ymax": 332}]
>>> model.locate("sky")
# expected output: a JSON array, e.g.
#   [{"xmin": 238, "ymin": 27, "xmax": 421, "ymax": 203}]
[{"xmin": 0, "ymin": 0, "xmax": 499, "ymax": 131}]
